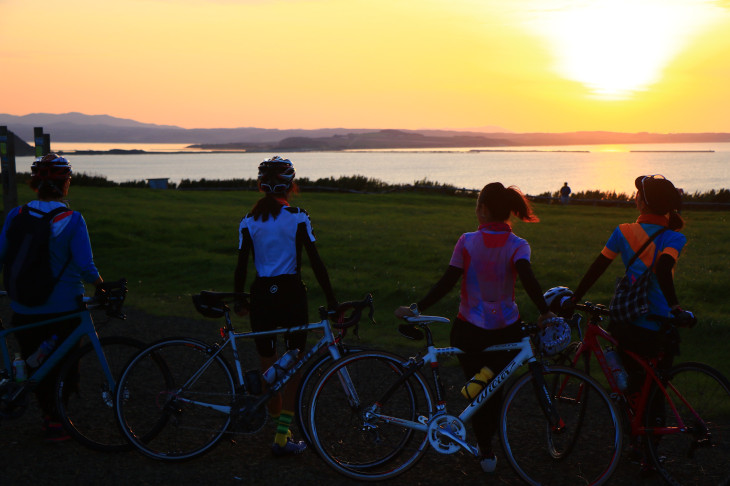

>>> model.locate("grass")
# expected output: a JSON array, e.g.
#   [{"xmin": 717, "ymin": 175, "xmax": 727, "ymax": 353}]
[{"xmin": 6, "ymin": 185, "xmax": 730, "ymax": 375}]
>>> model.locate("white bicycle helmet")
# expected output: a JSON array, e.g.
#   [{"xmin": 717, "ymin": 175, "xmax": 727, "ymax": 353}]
[
  {"xmin": 537, "ymin": 317, "xmax": 571, "ymax": 356},
  {"xmin": 258, "ymin": 155, "xmax": 295, "ymax": 193},
  {"xmin": 543, "ymin": 286, "xmax": 574, "ymax": 318}
]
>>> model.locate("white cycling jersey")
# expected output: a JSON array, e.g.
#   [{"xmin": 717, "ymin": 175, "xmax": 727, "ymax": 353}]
[{"xmin": 238, "ymin": 206, "xmax": 316, "ymax": 278}]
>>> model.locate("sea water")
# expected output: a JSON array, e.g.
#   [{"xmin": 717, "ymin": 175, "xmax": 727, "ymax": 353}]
[{"xmin": 16, "ymin": 142, "xmax": 730, "ymax": 195}]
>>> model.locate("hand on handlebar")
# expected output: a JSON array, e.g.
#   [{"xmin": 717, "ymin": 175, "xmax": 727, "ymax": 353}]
[
  {"xmin": 537, "ymin": 311, "xmax": 557, "ymax": 328},
  {"xmin": 394, "ymin": 304, "xmax": 417, "ymax": 319},
  {"xmin": 671, "ymin": 308, "xmax": 697, "ymax": 328}
]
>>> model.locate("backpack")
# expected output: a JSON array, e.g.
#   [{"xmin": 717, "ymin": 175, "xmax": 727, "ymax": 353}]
[{"xmin": 3, "ymin": 204, "xmax": 72, "ymax": 307}]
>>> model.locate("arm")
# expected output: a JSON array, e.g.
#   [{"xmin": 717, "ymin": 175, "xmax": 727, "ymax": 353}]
[
  {"xmin": 71, "ymin": 214, "xmax": 102, "ymax": 284},
  {"xmin": 233, "ymin": 227, "xmax": 252, "ymax": 315},
  {"xmin": 394, "ymin": 265, "xmax": 461, "ymax": 318},
  {"xmin": 655, "ymin": 253, "xmax": 679, "ymax": 309},
  {"xmin": 573, "ymin": 254, "xmax": 612, "ymax": 301},
  {"xmin": 417, "ymin": 265, "xmax": 461, "ymax": 311},
  {"xmin": 303, "ymin": 238, "xmax": 337, "ymax": 309}
]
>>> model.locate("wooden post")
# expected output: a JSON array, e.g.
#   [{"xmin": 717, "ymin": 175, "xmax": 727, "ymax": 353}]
[
  {"xmin": 34, "ymin": 126, "xmax": 49, "ymax": 157},
  {"xmin": 1, "ymin": 126, "xmax": 19, "ymax": 217}
]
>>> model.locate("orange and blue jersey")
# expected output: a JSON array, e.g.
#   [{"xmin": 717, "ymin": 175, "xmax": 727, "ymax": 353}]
[
  {"xmin": 601, "ymin": 214, "xmax": 686, "ymax": 330},
  {"xmin": 449, "ymin": 222, "xmax": 530, "ymax": 330}
]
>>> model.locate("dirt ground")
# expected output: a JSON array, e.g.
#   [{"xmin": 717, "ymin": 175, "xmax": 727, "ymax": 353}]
[{"xmin": 0, "ymin": 305, "xmax": 666, "ymax": 486}]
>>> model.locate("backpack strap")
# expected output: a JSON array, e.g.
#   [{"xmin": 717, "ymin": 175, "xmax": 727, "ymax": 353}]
[{"xmin": 625, "ymin": 227, "xmax": 669, "ymax": 270}]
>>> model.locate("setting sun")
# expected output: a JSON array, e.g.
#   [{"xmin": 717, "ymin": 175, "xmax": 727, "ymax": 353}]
[{"xmin": 527, "ymin": 0, "xmax": 721, "ymax": 100}]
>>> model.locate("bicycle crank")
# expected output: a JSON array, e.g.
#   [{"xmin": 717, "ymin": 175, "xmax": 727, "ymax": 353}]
[{"xmin": 427, "ymin": 414, "xmax": 469, "ymax": 454}]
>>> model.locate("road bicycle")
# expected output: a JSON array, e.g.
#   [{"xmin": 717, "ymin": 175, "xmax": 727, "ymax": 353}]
[
  {"xmin": 114, "ymin": 291, "xmax": 403, "ymax": 461},
  {"xmin": 0, "ymin": 279, "xmax": 145, "ymax": 451},
  {"xmin": 307, "ymin": 309, "xmax": 624, "ymax": 485},
  {"xmin": 556, "ymin": 298, "xmax": 730, "ymax": 486}
]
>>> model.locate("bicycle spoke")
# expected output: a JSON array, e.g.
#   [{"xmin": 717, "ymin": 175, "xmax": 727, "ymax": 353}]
[
  {"xmin": 115, "ymin": 339, "xmax": 236, "ymax": 461},
  {"xmin": 646, "ymin": 362, "xmax": 730, "ymax": 486},
  {"xmin": 500, "ymin": 365, "xmax": 622, "ymax": 486}
]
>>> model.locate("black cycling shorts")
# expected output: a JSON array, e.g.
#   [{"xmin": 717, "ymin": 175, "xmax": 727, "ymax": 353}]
[{"xmin": 249, "ymin": 274, "xmax": 308, "ymax": 357}]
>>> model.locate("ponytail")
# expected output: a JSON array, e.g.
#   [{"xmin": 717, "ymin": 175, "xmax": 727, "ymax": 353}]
[
  {"xmin": 478, "ymin": 182, "xmax": 539, "ymax": 223},
  {"xmin": 668, "ymin": 210, "xmax": 684, "ymax": 231}
]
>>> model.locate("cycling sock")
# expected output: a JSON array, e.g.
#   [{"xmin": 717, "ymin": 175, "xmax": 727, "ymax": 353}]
[{"xmin": 274, "ymin": 410, "xmax": 294, "ymax": 446}]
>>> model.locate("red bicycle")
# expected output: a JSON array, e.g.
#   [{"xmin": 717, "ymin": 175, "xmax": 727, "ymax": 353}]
[{"xmin": 554, "ymin": 298, "xmax": 729, "ymax": 486}]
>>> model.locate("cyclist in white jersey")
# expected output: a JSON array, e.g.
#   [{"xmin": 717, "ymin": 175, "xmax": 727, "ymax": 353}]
[{"xmin": 234, "ymin": 156, "xmax": 337, "ymax": 457}]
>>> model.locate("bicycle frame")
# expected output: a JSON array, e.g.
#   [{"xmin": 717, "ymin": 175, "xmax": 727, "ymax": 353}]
[
  {"xmin": 166, "ymin": 309, "xmax": 350, "ymax": 415},
  {"xmin": 1, "ymin": 308, "xmax": 117, "ymax": 397},
  {"xmin": 571, "ymin": 310, "xmax": 704, "ymax": 438},
  {"xmin": 364, "ymin": 322, "xmax": 551, "ymax": 456}
]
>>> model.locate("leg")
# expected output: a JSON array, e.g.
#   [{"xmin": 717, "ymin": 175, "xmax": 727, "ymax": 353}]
[{"xmin": 450, "ymin": 319, "xmax": 522, "ymax": 462}]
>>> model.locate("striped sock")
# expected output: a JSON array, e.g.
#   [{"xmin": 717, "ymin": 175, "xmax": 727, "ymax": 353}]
[{"xmin": 274, "ymin": 410, "xmax": 294, "ymax": 447}]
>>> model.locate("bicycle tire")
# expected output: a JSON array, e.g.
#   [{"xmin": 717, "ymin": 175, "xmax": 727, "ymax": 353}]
[
  {"xmin": 294, "ymin": 345, "xmax": 363, "ymax": 445},
  {"xmin": 115, "ymin": 338, "xmax": 236, "ymax": 461},
  {"xmin": 55, "ymin": 336, "xmax": 147, "ymax": 452},
  {"xmin": 500, "ymin": 364, "xmax": 623, "ymax": 486},
  {"xmin": 308, "ymin": 350, "xmax": 433, "ymax": 481},
  {"xmin": 645, "ymin": 361, "xmax": 730, "ymax": 486}
]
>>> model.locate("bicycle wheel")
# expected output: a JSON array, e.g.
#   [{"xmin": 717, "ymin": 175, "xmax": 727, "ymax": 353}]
[
  {"xmin": 309, "ymin": 350, "xmax": 434, "ymax": 481},
  {"xmin": 295, "ymin": 345, "xmax": 363, "ymax": 445},
  {"xmin": 645, "ymin": 361, "xmax": 730, "ymax": 486},
  {"xmin": 500, "ymin": 365, "xmax": 623, "ymax": 486},
  {"xmin": 55, "ymin": 336, "xmax": 146, "ymax": 452},
  {"xmin": 115, "ymin": 338, "xmax": 237, "ymax": 461}
]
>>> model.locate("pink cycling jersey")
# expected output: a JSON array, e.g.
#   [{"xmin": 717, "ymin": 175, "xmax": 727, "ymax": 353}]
[{"xmin": 449, "ymin": 223, "xmax": 530, "ymax": 330}]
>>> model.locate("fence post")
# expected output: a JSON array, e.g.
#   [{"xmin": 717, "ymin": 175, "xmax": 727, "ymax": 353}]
[
  {"xmin": 1, "ymin": 126, "xmax": 19, "ymax": 218},
  {"xmin": 34, "ymin": 126, "xmax": 51, "ymax": 157}
]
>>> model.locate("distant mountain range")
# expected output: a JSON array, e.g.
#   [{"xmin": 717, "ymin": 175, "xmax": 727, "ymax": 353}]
[{"xmin": 2, "ymin": 112, "xmax": 729, "ymax": 150}]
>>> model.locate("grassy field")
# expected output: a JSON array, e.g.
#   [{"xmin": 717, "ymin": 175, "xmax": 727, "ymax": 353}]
[{"xmin": 6, "ymin": 185, "xmax": 730, "ymax": 375}]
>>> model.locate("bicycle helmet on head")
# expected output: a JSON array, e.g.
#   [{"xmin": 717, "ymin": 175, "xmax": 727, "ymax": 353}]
[
  {"xmin": 258, "ymin": 155, "xmax": 295, "ymax": 194},
  {"xmin": 537, "ymin": 317, "xmax": 571, "ymax": 356},
  {"xmin": 31, "ymin": 153, "xmax": 72, "ymax": 182},
  {"xmin": 543, "ymin": 286, "xmax": 574, "ymax": 318}
]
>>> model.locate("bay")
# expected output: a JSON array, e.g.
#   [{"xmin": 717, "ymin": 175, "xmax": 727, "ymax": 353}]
[{"xmin": 16, "ymin": 142, "xmax": 730, "ymax": 196}]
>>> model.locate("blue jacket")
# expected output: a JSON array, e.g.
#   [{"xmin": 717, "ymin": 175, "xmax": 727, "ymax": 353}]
[{"xmin": 0, "ymin": 200, "xmax": 100, "ymax": 314}]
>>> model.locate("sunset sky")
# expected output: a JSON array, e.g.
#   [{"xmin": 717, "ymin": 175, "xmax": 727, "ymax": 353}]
[{"xmin": 2, "ymin": 0, "xmax": 730, "ymax": 132}]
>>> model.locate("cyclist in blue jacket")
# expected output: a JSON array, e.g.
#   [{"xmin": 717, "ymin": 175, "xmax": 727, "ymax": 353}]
[{"xmin": 0, "ymin": 154, "xmax": 103, "ymax": 442}]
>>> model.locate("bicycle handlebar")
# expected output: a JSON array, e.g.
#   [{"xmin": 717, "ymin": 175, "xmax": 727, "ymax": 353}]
[
  {"xmin": 573, "ymin": 300, "xmax": 695, "ymax": 329},
  {"xmin": 0, "ymin": 280, "xmax": 127, "ymax": 319},
  {"xmin": 328, "ymin": 294, "xmax": 375, "ymax": 335}
]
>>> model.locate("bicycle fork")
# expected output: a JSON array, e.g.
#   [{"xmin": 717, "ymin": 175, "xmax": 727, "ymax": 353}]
[{"xmin": 530, "ymin": 362, "xmax": 566, "ymax": 432}]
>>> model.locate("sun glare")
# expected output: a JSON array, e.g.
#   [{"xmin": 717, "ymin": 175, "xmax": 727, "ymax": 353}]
[{"xmin": 527, "ymin": 0, "xmax": 719, "ymax": 100}]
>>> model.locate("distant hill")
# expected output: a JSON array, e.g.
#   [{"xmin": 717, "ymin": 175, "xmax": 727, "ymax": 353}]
[
  {"xmin": 191, "ymin": 129, "xmax": 516, "ymax": 151},
  {"xmin": 1, "ymin": 112, "xmax": 729, "ymax": 149}
]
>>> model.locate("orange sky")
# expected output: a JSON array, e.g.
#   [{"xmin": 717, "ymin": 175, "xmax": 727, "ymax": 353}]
[{"xmin": 2, "ymin": 0, "xmax": 730, "ymax": 132}]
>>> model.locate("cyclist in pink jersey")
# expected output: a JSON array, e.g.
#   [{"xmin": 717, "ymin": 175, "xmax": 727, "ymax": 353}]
[{"xmin": 395, "ymin": 182, "xmax": 555, "ymax": 475}]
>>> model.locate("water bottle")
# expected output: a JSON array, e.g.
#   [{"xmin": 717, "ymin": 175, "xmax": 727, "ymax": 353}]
[
  {"xmin": 26, "ymin": 335, "xmax": 59, "ymax": 369},
  {"xmin": 604, "ymin": 348, "xmax": 629, "ymax": 391},
  {"xmin": 12, "ymin": 353, "xmax": 27, "ymax": 382},
  {"xmin": 461, "ymin": 366, "xmax": 494, "ymax": 399},
  {"xmin": 262, "ymin": 349, "xmax": 300, "ymax": 384}
]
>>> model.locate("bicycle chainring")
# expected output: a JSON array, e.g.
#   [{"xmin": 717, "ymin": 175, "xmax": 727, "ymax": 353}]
[
  {"xmin": 0, "ymin": 382, "xmax": 29, "ymax": 419},
  {"xmin": 231, "ymin": 395, "xmax": 267, "ymax": 435},
  {"xmin": 427, "ymin": 414, "xmax": 466, "ymax": 454}
]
